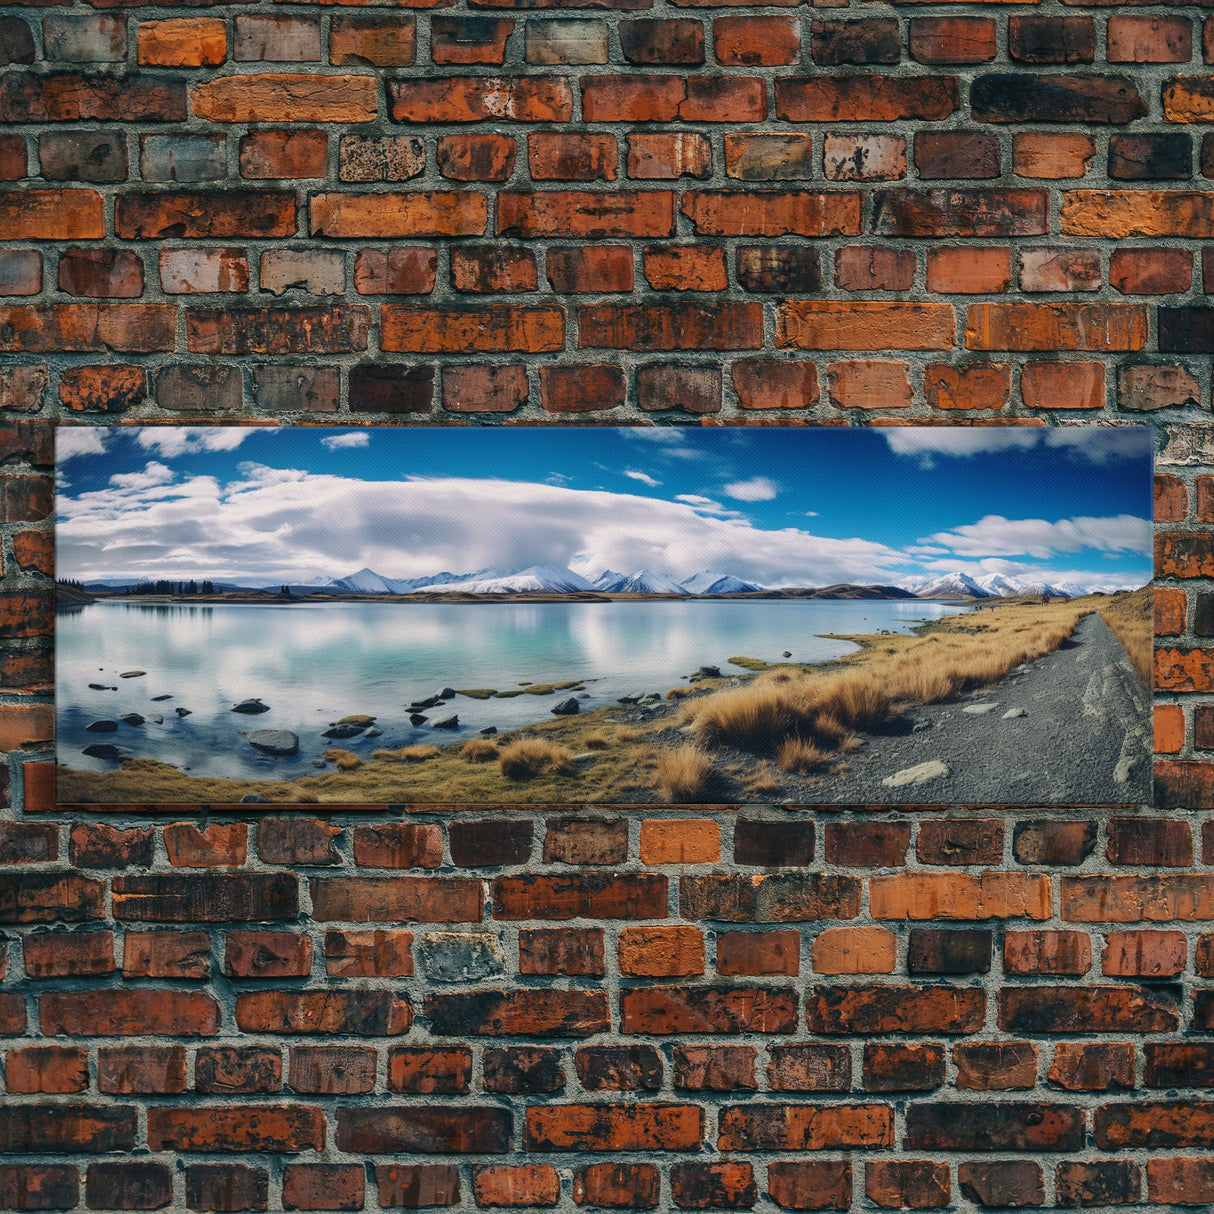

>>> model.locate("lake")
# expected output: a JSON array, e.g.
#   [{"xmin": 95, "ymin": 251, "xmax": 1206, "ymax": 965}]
[{"xmin": 57, "ymin": 598, "xmax": 970, "ymax": 781}]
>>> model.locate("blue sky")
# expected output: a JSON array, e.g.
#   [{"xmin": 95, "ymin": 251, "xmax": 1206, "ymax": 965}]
[{"xmin": 56, "ymin": 425, "xmax": 1153, "ymax": 591}]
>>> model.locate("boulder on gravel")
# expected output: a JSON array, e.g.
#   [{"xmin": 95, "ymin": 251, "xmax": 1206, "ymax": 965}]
[
  {"xmin": 244, "ymin": 729, "xmax": 299, "ymax": 756},
  {"xmin": 882, "ymin": 760, "xmax": 950, "ymax": 788},
  {"xmin": 551, "ymin": 697, "xmax": 580, "ymax": 715}
]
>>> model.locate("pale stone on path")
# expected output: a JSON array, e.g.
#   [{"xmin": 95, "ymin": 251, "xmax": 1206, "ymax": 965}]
[
  {"xmin": 882, "ymin": 759, "xmax": 950, "ymax": 788},
  {"xmin": 963, "ymin": 703, "xmax": 997, "ymax": 714}
]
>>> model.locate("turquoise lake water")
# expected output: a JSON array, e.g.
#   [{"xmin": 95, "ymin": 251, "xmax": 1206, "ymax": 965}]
[{"xmin": 57, "ymin": 598, "xmax": 969, "ymax": 780}]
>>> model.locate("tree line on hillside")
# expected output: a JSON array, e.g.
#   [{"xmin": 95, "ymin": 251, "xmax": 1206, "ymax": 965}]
[{"xmin": 123, "ymin": 579, "xmax": 216, "ymax": 596}]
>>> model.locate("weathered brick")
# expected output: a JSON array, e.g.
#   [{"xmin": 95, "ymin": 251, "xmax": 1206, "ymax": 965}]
[
  {"xmin": 337, "ymin": 1107, "xmax": 510, "ymax": 1154},
  {"xmin": 527, "ymin": 19, "xmax": 608, "ymax": 65},
  {"xmin": 41, "ymin": 989, "xmax": 221, "ymax": 1037},
  {"xmin": 719, "ymin": 1104, "xmax": 891, "ymax": 1152},
  {"xmin": 390, "ymin": 76, "xmax": 571, "ymax": 123},
  {"xmin": 474, "ymin": 1164, "xmax": 559, "ymax": 1209},
  {"xmin": 866, "ymin": 1161, "xmax": 950, "ymax": 1210},
  {"xmin": 376, "ymin": 1164, "xmax": 460, "ymax": 1209},
  {"xmin": 573, "ymin": 1162, "xmax": 659, "ymax": 1209},
  {"xmin": 436, "ymin": 133, "xmax": 516, "ymax": 182},
  {"xmin": 240, "ymin": 130, "xmax": 327, "ymax": 180},
  {"xmin": 194, "ymin": 74, "xmax": 375, "ymax": 122},
  {"xmin": 330, "ymin": 15, "xmax": 415, "ymax": 66},
  {"xmin": 906, "ymin": 1104, "xmax": 1083, "ymax": 1153},
  {"xmin": 282, "ymin": 1165, "xmax": 364, "ymax": 1212},
  {"xmin": 1055, "ymin": 1160, "xmax": 1140, "ymax": 1206},
  {"xmin": 999, "ymin": 985, "xmax": 1179, "ymax": 1032},
  {"xmin": 875, "ymin": 190, "xmax": 1047, "ymax": 238},
  {"xmin": 636, "ymin": 363, "xmax": 721, "ymax": 413},
  {"xmin": 138, "ymin": 18, "xmax": 226, "ymax": 66},
  {"xmin": 381, "ymin": 304, "xmax": 562, "ymax": 353},
  {"xmin": 863, "ymin": 1043, "xmax": 946, "ymax": 1093},
  {"xmin": 348, "ymin": 364, "xmax": 433, "ymax": 414},
  {"xmin": 0, "ymin": 72, "xmax": 185, "ymax": 123},
  {"xmin": 185, "ymin": 1165, "xmax": 268, "ymax": 1213},
  {"xmin": 118, "ymin": 191, "xmax": 296, "ymax": 240},
  {"xmin": 627, "ymin": 132, "xmax": 711, "ymax": 180},
  {"xmin": 806, "ymin": 986, "xmax": 985, "ymax": 1035},
  {"xmin": 1049, "ymin": 1042, "xmax": 1135, "ymax": 1093},
  {"xmin": 910, "ymin": 17, "xmax": 995, "ymax": 64},
  {"xmin": 776, "ymin": 76, "xmax": 956, "ymax": 122}
]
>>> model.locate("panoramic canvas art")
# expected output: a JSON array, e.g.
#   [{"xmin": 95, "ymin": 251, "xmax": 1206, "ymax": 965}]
[{"xmin": 55, "ymin": 424, "xmax": 1154, "ymax": 806}]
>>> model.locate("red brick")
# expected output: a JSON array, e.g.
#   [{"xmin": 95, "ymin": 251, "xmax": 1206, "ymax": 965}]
[
  {"xmin": 0, "ymin": 871, "xmax": 102, "ymax": 921},
  {"xmin": 767, "ymin": 1044, "xmax": 850, "ymax": 1092},
  {"xmin": 865, "ymin": 1161, "xmax": 950, "ymax": 1210},
  {"xmin": 390, "ymin": 76, "xmax": 571, "ymax": 123},
  {"xmin": 353, "ymin": 246, "xmax": 437, "ymax": 295},
  {"xmin": 375, "ymin": 1165, "xmax": 460, "ymax": 1209},
  {"xmin": 352, "ymin": 822, "xmax": 443, "ymax": 868},
  {"xmin": 500, "ymin": 190, "xmax": 673, "ymax": 238},
  {"xmin": 1110, "ymin": 247, "xmax": 1192, "ymax": 295},
  {"xmin": 0, "ymin": 72, "xmax": 185, "ymax": 123},
  {"xmin": 1148, "ymin": 1159, "xmax": 1214, "ymax": 1205},
  {"xmin": 380, "ymin": 304, "xmax": 562, "ymax": 353},
  {"xmin": 164, "ymin": 821, "xmax": 248, "ymax": 867},
  {"xmin": 717, "ymin": 930, "xmax": 800, "ymax": 977},
  {"xmin": 812, "ymin": 926, "xmax": 897, "ymax": 975},
  {"xmin": 432, "ymin": 16, "xmax": 511, "ymax": 63},
  {"xmin": 636, "ymin": 364, "xmax": 721, "ymax": 413},
  {"xmin": 546, "ymin": 247, "xmax": 633, "ymax": 293},
  {"xmin": 338, "ymin": 1106, "xmax": 509, "ymax": 1154},
  {"xmin": 387, "ymin": 1046, "xmax": 471, "ymax": 1094},
  {"xmin": 673, "ymin": 1046, "xmax": 756, "ymax": 1093},
  {"xmin": 916, "ymin": 131, "xmax": 1000, "ymax": 180},
  {"xmin": 619, "ymin": 19, "xmax": 703, "ymax": 65},
  {"xmin": 767, "ymin": 1162, "xmax": 851, "ymax": 1211},
  {"xmin": 643, "ymin": 245, "xmax": 727, "ymax": 292},
  {"xmin": 714, "ymin": 16, "xmax": 799, "ymax": 65},
  {"xmin": 311, "ymin": 192, "xmax": 485, "ymax": 238},
  {"xmin": 807, "ymin": 986, "xmax": 985, "ymax": 1035},
  {"xmin": 1062, "ymin": 190, "xmax": 1214, "ymax": 238},
  {"xmin": 670, "ymin": 1162, "xmax": 756, "ymax": 1210},
  {"xmin": 527, "ymin": 1104, "xmax": 703, "ymax": 1152},
  {"xmin": 40, "ymin": 989, "xmax": 221, "ymax": 1037},
  {"xmin": 538, "ymin": 363, "xmax": 623, "ymax": 413},
  {"xmin": 618, "ymin": 925, "xmax": 705, "ymax": 977},
  {"xmin": 196, "ymin": 1046, "xmax": 282, "ymax": 1095},
  {"xmin": 117, "ymin": 190, "xmax": 296, "ymax": 239},
  {"xmin": 575, "ymin": 1045, "xmax": 662, "ymax": 1093},
  {"xmin": 732, "ymin": 361, "xmax": 818, "ymax": 410},
  {"xmin": 1021, "ymin": 360, "xmax": 1105, "ymax": 409},
  {"xmin": 827, "ymin": 360, "xmax": 912, "ymax": 410},
  {"xmin": 719, "ymin": 1104, "xmax": 892, "ymax": 1151},
  {"xmin": 863, "ymin": 1043, "xmax": 946, "ymax": 1093},
  {"xmin": 330, "ymin": 15, "xmax": 415, "ymax": 66},
  {"xmin": 325, "ymin": 929, "xmax": 414, "ymax": 977},
  {"xmin": 583, "ymin": 74, "xmax": 765, "ymax": 123},
  {"xmin": 579, "ymin": 302, "xmax": 761, "ymax": 351},
  {"xmin": 124, "ymin": 929, "xmax": 211, "ymax": 979},
  {"xmin": 954, "ymin": 1041, "xmax": 1038, "ymax": 1091},
  {"xmin": 909, "ymin": 17, "xmax": 995, "ymax": 64},
  {"xmin": 451, "ymin": 246, "xmax": 537, "ymax": 293},
  {"xmin": 1019, "ymin": 247, "xmax": 1102, "ymax": 293},
  {"xmin": 193, "ymin": 73, "xmax": 374, "ymax": 122},
  {"xmin": 0, "ymin": 304, "xmax": 175, "ymax": 353},
  {"xmin": 776, "ymin": 76, "xmax": 957, "ymax": 122},
  {"xmin": 138, "ymin": 18, "xmax": 226, "ymax": 66},
  {"xmin": 97, "ymin": 1046, "xmax": 186, "ymax": 1095},
  {"xmin": 1048, "ymin": 1042, "xmax": 1135, "ymax": 1092},
  {"xmin": 59, "ymin": 364, "xmax": 148, "ymax": 413},
  {"xmin": 1014, "ymin": 132, "xmax": 1096, "ymax": 180},
  {"xmin": 926, "ymin": 246, "xmax": 1011, "ymax": 294},
  {"xmin": 495, "ymin": 874, "xmax": 660, "ymax": 921},
  {"xmin": 824, "ymin": 821, "xmax": 910, "ymax": 868},
  {"xmin": 528, "ymin": 131, "xmax": 616, "ymax": 181},
  {"xmin": 240, "ymin": 130, "xmax": 327, "ymax": 179},
  {"xmin": 70, "ymin": 823, "xmax": 154, "ymax": 870},
  {"xmin": 474, "ymin": 1165, "xmax": 559, "ymax": 1209},
  {"xmin": 622, "ymin": 986, "xmax": 796, "ymax": 1034},
  {"xmin": 683, "ymin": 190, "xmax": 859, "ymax": 237},
  {"xmin": 236, "ymin": 990, "xmax": 411, "ymax": 1036},
  {"xmin": 225, "ymin": 931, "xmax": 313, "ymax": 978},
  {"xmin": 0, "ymin": 365, "xmax": 48, "ymax": 412},
  {"xmin": 443, "ymin": 365, "xmax": 529, "ymax": 414},
  {"xmin": 835, "ymin": 247, "xmax": 915, "ymax": 292},
  {"xmin": 925, "ymin": 363, "xmax": 1010, "ymax": 411},
  {"xmin": 288, "ymin": 1046, "xmax": 375, "ymax": 1096},
  {"xmin": 5, "ymin": 1045, "xmax": 88, "ymax": 1094},
  {"xmin": 1107, "ymin": 818, "xmax": 1192, "ymax": 865},
  {"xmin": 1109, "ymin": 15, "xmax": 1193, "ymax": 62},
  {"xmin": 573, "ymin": 1163, "xmax": 659, "ymax": 1209},
  {"xmin": 518, "ymin": 927, "xmax": 605, "ymax": 976},
  {"xmin": 1155, "ymin": 703, "xmax": 1186, "ymax": 753},
  {"xmin": 22, "ymin": 930, "xmax": 111, "ymax": 979},
  {"xmin": 255, "ymin": 818, "xmax": 341, "ymax": 867},
  {"xmin": 436, "ymin": 133, "xmax": 516, "ymax": 182},
  {"xmin": 282, "ymin": 1165, "xmax": 364, "ymax": 1212},
  {"xmin": 149, "ymin": 1106, "xmax": 324, "ymax": 1153},
  {"xmin": 1102, "ymin": 930, "xmax": 1186, "ymax": 977},
  {"xmin": 1120, "ymin": 364, "xmax": 1202, "ymax": 412},
  {"xmin": 627, "ymin": 132, "xmax": 711, "ymax": 180}
]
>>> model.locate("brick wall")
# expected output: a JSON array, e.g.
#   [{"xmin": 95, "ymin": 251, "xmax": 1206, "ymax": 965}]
[{"xmin": 4, "ymin": 0, "xmax": 1214, "ymax": 1207}]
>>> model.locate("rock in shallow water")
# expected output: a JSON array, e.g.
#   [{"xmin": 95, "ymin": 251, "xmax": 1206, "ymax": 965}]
[
  {"xmin": 232, "ymin": 698, "xmax": 270, "ymax": 714},
  {"xmin": 82, "ymin": 743, "xmax": 121, "ymax": 761},
  {"xmin": 243, "ymin": 729, "xmax": 299, "ymax": 756},
  {"xmin": 551, "ymin": 697, "xmax": 580, "ymax": 715},
  {"xmin": 432, "ymin": 714, "xmax": 459, "ymax": 730},
  {"xmin": 85, "ymin": 720, "xmax": 118, "ymax": 733}
]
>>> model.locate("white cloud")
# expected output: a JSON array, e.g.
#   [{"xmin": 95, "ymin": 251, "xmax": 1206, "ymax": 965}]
[
  {"xmin": 924, "ymin": 513, "xmax": 1152, "ymax": 560},
  {"xmin": 135, "ymin": 427, "xmax": 256, "ymax": 459},
  {"xmin": 724, "ymin": 476, "xmax": 778, "ymax": 502},
  {"xmin": 321, "ymin": 432, "xmax": 370, "ymax": 451},
  {"xmin": 624, "ymin": 470, "xmax": 661, "ymax": 488},
  {"xmin": 57, "ymin": 469, "xmax": 911, "ymax": 589},
  {"xmin": 805, "ymin": 511, "xmax": 819, "ymax": 518},
  {"xmin": 57, "ymin": 428, "xmax": 110, "ymax": 461},
  {"xmin": 1044, "ymin": 427, "xmax": 1152, "ymax": 465},
  {"xmin": 110, "ymin": 461, "xmax": 175, "ymax": 491},
  {"xmin": 884, "ymin": 430, "xmax": 1039, "ymax": 464}
]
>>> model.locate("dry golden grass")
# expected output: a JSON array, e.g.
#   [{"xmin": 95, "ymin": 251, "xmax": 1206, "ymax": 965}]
[
  {"xmin": 654, "ymin": 745, "xmax": 716, "ymax": 803},
  {"xmin": 322, "ymin": 749, "xmax": 363, "ymax": 771},
  {"xmin": 1096, "ymin": 586, "xmax": 1152, "ymax": 685},
  {"xmin": 776, "ymin": 736, "xmax": 830, "ymax": 774},
  {"xmin": 460, "ymin": 739, "xmax": 499, "ymax": 763},
  {"xmin": 615, "ymin": 726, "xmax": 641, "ymax": 743},
  {"xmin": 499, "ymin": 737, "xmax": 574, "ymax": 781},
  {"xmin": 580, "ymin": 731, "xmax": 609, "ymax": 750},
  {"xmin": 372, "ymin": 744, "xmax": 442, "ymax": 763},
  {"xmin": 665, "ymin": 685, "xmax": 692, "ymax": 700}
]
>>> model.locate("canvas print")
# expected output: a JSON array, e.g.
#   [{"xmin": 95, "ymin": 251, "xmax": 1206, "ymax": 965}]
[{"xmin": 54, "ymin": 424, "xmax": 1153, "ymax": 806}]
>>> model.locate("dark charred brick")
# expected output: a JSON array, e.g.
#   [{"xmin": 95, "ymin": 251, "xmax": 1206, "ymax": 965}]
[
  {"xmin": 999, "ymin": 985, "xmax": 1180, "ymax": 1033},
  {"xmin": 0, "ymin": 1106, "xmax": 135, "ymax": 1154},
  {"xmin": 288, "ymin": 1046, "xmax": 376, "ymax": 1096},
  {"xmin": 0, "ymin": 873, "xmax": 105, "ymax": 923},
  {"xmin": 494, "ymin": 873, "xmax": 666, "ymax": 920},
  {"xmin": 971, "ymin": 74, "xmax": 1147, "ymax": 124},
  {"xmin": 426, "ymin": 989, "xmax": 609, "ymax": 1038},
  {"xmin": 518, "ymin": 927, "xmax": 605, "ymax": 977},
  {"xmin": 1055, "ymin": 1160, "xmax": 1141, "ymax": 1207},
  {"xmin": 255, "ymin": 818, "xmax": 341, "ymax": 867},
  {"xmin": 733, "ymin": 819, "xmax": 814, "ymax": 867},
  {"xmin": 823, "ymin": 822, "xmax": 911, "ymax": 867},
  {"xmin": 376, "ymin": 1164, "xmax": 460, "ymax": 1209},
  {"xmin": 620, "ymin": 986, "xmax": 797, "ymax": 1035},
  {"xmin": 576, "ymin": 1045, "xmax": 663, "ymax": 1092},
  {"xmin": 185, "ymin": 1165, "xmax": 268, "ymax": 1213},
  {"xmin": 0, "ymin": 1165, "xmax": 78, "ymax": 1210},
  {"xmin": 337, "ymin": 1107, "xmax": 511, "ymax": 1154},
  {"xmin": 680, "ymin": 874, "xmax": 859, "ymax": 921},
  {"xmin": 484, "ymin": 1047, "xmax": 565, "ymax": 1094},
  {"xmin": 863, "ymin": 1043, "xmax": 946, "ymax": 1093},
  {"xmin": 1160, "ymin": 308, "xmax": 1214, "ymax": 353},
  {"xmin": 917, "ymin": 819, "xmax": 1004, "ymax": 865},
  {"xmin": 39, "ymin": 130, "xmax": 127, "ymax": 182},
  {"xmin": 807, "ymin": 986, "xmax": 984, "ymax": 1035},
  {"xmin": 1009, "ymin": 16, "xmax": 1095, "ymax": 64},
  {"xmin": 907, "ymin": 929, "xmax": 992, "ymax": 974},
  {"xmin": 619, "ymin": 19, "xmax": 704, "ymax": 65},
  {"xmin": 0, "ymin": 18, "xmax": 35, "ymax": 65},
  {"xmin": 348, "ymin": 364, "xmax": 433, "ymax": 413},
  {"xmin": 387, "ymin": 1047, "xmax": 470, "ymax": 1095},
  {"xmin": 1094, "ymin": 1101, "xmax": 1214, "ymax": 1149},
  {"xmin": 1012, "ymin": 820, "xmax": 1096, "ymax": 865},
  {"xmin": 1109, "ymin": 134, "xmax": 1192, "ymax": 181},
  {"xmin": 1145, "ymin": 1042, "xmax": 1214, "ymax": 1088},
  {"xmin": 906, "ymin": 1103, "xmax": 1083, "ymax": 1152},
  {"xmin": 736, "ymin": 247, "xmax": 821, "ymax": 294},
  {"xmin": 672, "ymin": 1045, "xmax": 757, "ymax": 1093},
  {"xmin": 449, "ymin": 819, "xmax": 533, "ymax": 867},
  {"xmin": 111, "ymin": 874, "xmax": 298, "ymax": 922},
  {"xmin": 670, "ymin": 1162, "xmax": 756, "ymax": 1211},
  {"xmin": 85, "ymin": 1163, "xmax": 172, "ymax": 1210},
  {"xmin": 1106, "ymin": 818, "xmax": 1193, "ymax": 866},
  {"xmin": 958, "ymin": 1161, "xmax": 1044, "ymax": 1209},
  {"xmin": 811, "ymin": 19, "xmax": 899, "ymax": 65},
  {"xmin": 767, "ymin": 1044, "xmax": 851, "ymax": 1092}
]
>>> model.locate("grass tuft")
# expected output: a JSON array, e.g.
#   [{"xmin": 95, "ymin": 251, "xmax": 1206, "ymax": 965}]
[
  {"xmin": 460, "ymin": 738, "xmax": 499, "ymax": 763},
  {"xmin": 654, "ymin": 745, "xmax": 717, "ymax": 803},
  {"xmin": 499, "ymin": 738, "xmax": 574, "ymax": 781},
  {"xmin": 372, "ymin": 744, "xmax": 442, "ymax": 763}
]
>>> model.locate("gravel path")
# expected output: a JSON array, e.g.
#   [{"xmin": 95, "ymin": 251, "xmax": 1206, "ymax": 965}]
[{"xmin": 804, "ymin": 611, "xmax": 1152, "ymax": 806}]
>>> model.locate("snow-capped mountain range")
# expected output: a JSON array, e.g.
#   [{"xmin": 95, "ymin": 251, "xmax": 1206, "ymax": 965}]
[{"xmin": 315, "ymin": 566, "xmax": 1133, "ymax": 599}]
